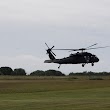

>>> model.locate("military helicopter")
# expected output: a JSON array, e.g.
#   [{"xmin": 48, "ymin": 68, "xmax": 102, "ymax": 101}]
[{"xmin": 44, "ymin": 43, "xmax": 109, "ymax": 68}]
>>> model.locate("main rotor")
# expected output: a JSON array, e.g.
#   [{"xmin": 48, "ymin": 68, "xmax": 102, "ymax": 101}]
[{"xmin": 53, "ymin": 43, "xmax": 109, "ymax": 52}]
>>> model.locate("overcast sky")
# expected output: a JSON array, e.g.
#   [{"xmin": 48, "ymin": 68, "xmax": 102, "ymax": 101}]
[{"xmin": 0, "ymin": 0, "xmax": 110, "ymax": 74}]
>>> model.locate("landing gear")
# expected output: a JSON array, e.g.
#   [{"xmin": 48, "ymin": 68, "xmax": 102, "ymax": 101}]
[
  {"xmin": 82, "ymin": 63, "xmax": 94, "ymax": 67},
  {"xmin": 91, "ymin": 63, "xmax": 94, "ymax": 66},
  {"xmin": 82, "ymin": 64, "xmax": 85, "ymax": 67},
  {"xmin": 58, "ymin": 64, "xmax": 61, "ymax": 69}
]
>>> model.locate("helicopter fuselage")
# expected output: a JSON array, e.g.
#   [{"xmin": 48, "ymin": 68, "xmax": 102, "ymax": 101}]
[{"xmin": 44, "ymin": 52, "xmax": 99, "ymax": 67}]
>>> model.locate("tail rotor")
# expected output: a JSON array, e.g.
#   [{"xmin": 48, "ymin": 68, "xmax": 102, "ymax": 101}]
[{"xmin": 45, "ymin": 43, "xmax": 56, "ymax": 60}]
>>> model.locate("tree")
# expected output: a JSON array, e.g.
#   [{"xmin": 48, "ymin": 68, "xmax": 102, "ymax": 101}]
[
  {"xmin": 0, "ymin": 67, "xmax": 13, "ymax": 75},
  {"xmin": 30, "ymin": 70, "xmax": 65, "ymax": 76},
  {"xmin": 45, "ymin": 70, "xmax": 65, "ymax": 76},
  {"xmin": 14, "ymin": 68, "xmax": 26, "ymax": 76},
  {"xmin": 30, "ymin": 70, "xmax": 45, "ymax": 76},
  {"xmin": 0, "ymin": 71, "xmax": 3, "ymax": 75}
]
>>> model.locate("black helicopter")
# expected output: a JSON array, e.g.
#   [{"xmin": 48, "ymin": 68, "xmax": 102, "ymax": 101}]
[{"xmin": 44, "ymin": 43, "xmax": 109, "ymax": 68}]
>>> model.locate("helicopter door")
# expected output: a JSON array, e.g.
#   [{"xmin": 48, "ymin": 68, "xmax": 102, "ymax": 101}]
[{"xmin": 84, "ymin": 56, "xmax": 90, "ymax": 63}]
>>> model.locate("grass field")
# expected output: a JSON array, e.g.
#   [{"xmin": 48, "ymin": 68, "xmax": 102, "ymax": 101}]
[{"xmin": 0, "ymin": 76, "xmax": 110, "ymax": 110}]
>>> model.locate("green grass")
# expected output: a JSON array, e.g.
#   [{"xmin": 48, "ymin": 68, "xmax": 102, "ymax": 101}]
[{"xmin": 0, "ymin": 76, "xmax": 110, "ymax": 110}]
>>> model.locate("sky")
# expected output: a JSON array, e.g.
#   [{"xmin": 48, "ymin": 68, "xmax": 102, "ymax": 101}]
[{"xmin": 0, "ymin": 0, "xmax": 110, "ymax": 74}]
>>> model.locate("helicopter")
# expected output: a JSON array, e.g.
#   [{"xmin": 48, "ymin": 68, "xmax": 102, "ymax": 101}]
[{"xmin": 44, "ymin": 43, "xmax": 109, "ymax": 68}]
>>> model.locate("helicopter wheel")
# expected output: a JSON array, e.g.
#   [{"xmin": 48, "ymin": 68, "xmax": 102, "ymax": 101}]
[
  {"xmin": 58, "ymin": 64, "xmax": 61, "ymax": 69},
  {"xmin": 91, "ymin": 63, "xmax": 94, "ymax": 66},
  {"xmin": 82, "ymin": 64, "xmax": 85, "ymax": 67}
]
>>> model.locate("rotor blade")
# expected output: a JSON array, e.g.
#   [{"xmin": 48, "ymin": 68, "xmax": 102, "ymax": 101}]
[
  {"xmin": 51, "ymin": 51, "xmax": 56, "ymax": 56},
  {"xmin": 86, "ymin": 43, "xmax": 98, "ymax": 49},
  {"xmin": 45, "ymin": 43, "xmax": 49, "ymax": 49},
  {"xmin": 53, "ymin": 48, "xmax": 86, "ymax": 51},
  {"xmin": 77, "ymin": 48, "xmax": 86, "ymax": 51},
  {"xmin": 53, "ymin": 49, "xmax": 75, "ymax": 50},
  {"xmin": 86, "ymin": 46, "xmax": 110, "ymax": 50},
  {"xmin": 53, "ymin": 44, "xmax": 109, "ymax": 52},
  {"xmin": 51, "ymin": 46, "xmax": 55, "ymax": 50}
]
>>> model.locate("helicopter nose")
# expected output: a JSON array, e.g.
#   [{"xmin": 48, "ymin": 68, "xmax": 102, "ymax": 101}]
[{"xmin": 96, "ymin": 57, "xmax": 99, "ymax": 62}]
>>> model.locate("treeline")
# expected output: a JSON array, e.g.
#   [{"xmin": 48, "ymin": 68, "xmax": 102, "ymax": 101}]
[
  {"xmin": 0, "ymin": 66, "xmax": 110, "ymax": 76},
  {"xmin": 30, "ymin": 70, "xmax": 65, "ymax": 76},
  {"xmin": 69, "ymin": 71, "xmax": 110, "ymax": 76},
  {"xmin": 0, "ymin": 67, "xmax": 26, "ymax": 76},
  {"xmin": 0, "ymin": 67, "xmax": 65, "ymax": 76}
]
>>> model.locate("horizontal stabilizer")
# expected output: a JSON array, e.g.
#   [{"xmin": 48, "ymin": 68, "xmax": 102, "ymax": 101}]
[{"xmin": 44, "ymin": 60, "xmax": 53, "ymax": 63}]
